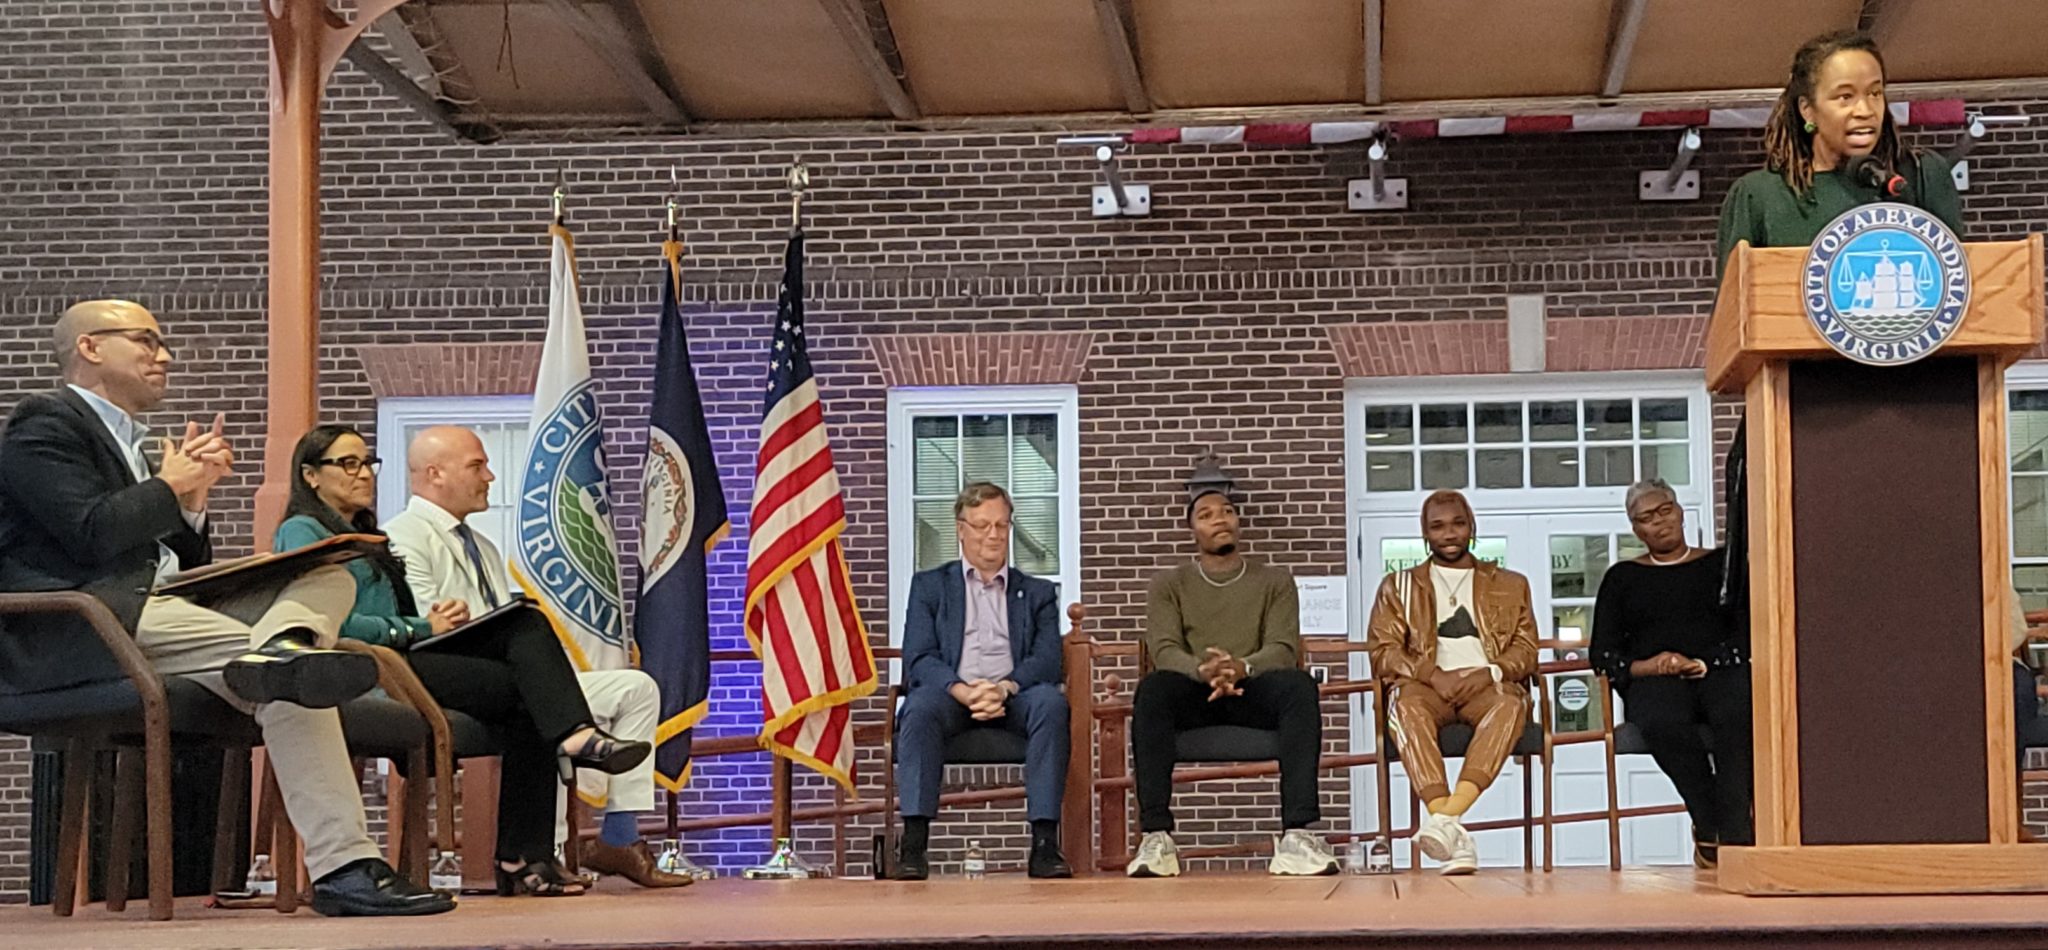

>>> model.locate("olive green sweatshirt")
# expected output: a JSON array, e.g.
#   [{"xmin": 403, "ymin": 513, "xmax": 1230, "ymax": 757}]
[{"xmin": 1145, "ymin": 559, "xmax": 1299, "ymax": 679}]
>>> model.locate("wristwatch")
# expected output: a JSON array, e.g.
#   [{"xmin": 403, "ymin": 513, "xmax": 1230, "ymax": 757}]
[{"xmin": 1241, "ymin": 659, "xmax": 1254, "ymax": 678}]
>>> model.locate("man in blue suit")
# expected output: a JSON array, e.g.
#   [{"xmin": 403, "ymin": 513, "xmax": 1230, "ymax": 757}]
[{"xmin": 893, "ymin": 482, "xmax": 1071, "ymax": 880}]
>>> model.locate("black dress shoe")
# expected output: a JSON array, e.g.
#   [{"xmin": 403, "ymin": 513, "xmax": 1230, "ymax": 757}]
[
  {"xmin": 1028, "ymin": 841, "xmax": 1073, "ymax": 879},
  {"xmin": 311, "ymin": 858, "xmax": 456, "ymax": 917},
  {"xmin": 223, "ymin": 628, "xmax": 377, "ymax": 709},
  {"xmin": 557, "ymin": 726, "xmax": 653, "ymax": 782},
  {"xmin": 891, "ymin": 844, "xmax": 929, "ymax": 881}
]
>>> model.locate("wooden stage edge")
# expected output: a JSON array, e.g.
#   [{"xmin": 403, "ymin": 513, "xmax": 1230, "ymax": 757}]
[{"xmin": 12, "ymin": 869, "xmax": 2048, "ymax": 950}]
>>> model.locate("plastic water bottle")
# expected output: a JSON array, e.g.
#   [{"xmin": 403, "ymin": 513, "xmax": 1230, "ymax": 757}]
[
  {"xmin": 429, "ymin": 849, "xmax": 462, "ymax": 895},
  {"xmin": 963, "ymin": 840, "xmax": 986, "ymax": 880},
  {"xmin": 244, "ymin": 853, "xmax": 276, "ymax": 896},
  {"xmin": 1345, "ymin": 840, "xmax": 1368, "ymax": 875},
  {"xmin": 1366, "ymin": 835, "xmax": 1394, "ymax": 874},
  {"xmin": 654, "ymin": 839, "xmax": 683, "ymax": 876}
]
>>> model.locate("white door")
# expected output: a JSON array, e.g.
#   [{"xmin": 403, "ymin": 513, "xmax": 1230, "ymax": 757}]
[
  {"xmin": 1531, "ymin": 512, "xmax": 1697, "ymax": 867},
  {"xmin": 1348, "ymin": 509, "xmax": 1706, "ymax": 867}
]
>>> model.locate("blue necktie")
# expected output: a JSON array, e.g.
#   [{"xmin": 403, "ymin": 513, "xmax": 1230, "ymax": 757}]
[{"xmin": 454, "ymin": 523, "xmax": 501, "ymax": 608}]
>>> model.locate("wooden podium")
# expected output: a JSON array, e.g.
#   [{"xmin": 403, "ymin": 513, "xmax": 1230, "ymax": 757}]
[{"xmin": 1707, "ymin": 234, "xmax": 2048, "ymax": 895}]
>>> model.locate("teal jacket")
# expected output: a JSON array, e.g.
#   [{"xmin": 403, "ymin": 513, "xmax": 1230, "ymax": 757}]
[{"xmin": 274, "ymin": 513, "xmax": 433, "ymax": 647}]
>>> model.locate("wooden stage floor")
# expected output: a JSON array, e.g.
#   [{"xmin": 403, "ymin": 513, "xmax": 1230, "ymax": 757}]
[{"xmin": 11, "ymin": 868, "xmax": 2048, "ymax": 950}]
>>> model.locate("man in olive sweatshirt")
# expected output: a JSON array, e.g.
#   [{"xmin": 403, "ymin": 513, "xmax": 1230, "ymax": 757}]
[{"xmin": 1125, "ymin": 488, "xmax": 1337, "ymax": 877}]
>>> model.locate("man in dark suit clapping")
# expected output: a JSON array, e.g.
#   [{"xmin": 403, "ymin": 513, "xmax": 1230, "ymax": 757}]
[
  {"xmin": 0, "ymin": 300, "xmax": 451, "ymax": 916},
  {"xmin": 892, "ymin": 481, "xmax": 1072, "ymax": 880}
]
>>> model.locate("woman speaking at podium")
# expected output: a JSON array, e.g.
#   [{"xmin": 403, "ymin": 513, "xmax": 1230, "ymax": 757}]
[{"xmin": 1715, "ymin": 29, "xmax": 1963, "ymax": 616}]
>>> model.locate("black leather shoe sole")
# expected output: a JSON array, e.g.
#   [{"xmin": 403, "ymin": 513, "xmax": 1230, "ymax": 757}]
[
  {"xmin": 311, "ymin": 888, "xmax": 455, "ymax": 917},
  {"xmin": 890, "ymin": 858, "xmax": 930, "ymax": 881},
  {"xmin": 1028, "ymin": 857, "xmax": 1074, "ymax": 879},
  {"xmin": 564, "ymin": 739, "xmax": 652, "ymax": 778},
  {"xmin": 224, "ymin": 649, "xmax": 377, "ymax": 709}
]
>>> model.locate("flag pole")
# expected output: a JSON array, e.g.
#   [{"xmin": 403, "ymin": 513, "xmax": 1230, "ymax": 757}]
[
  {"xmin": 742, "ymin": 757, "xmax": 818, "ymax": 878},
  {"xmin": 743, "ymin": 161, "xmax": 825, "ymax": 882}
]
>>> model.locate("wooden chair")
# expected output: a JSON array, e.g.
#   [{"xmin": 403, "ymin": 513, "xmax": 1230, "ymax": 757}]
[
  {"xmin": 1372, "ymin": 673, "xmax": 1551, "ymax": 872},
  {"xmin": 246, "ymin": 640, "xmax": 483, "ymax": 911},
  {"xmin": 0, "ymin": 592, "xmax": 258, "ymax": 920},
  {"xmin": 879, "ymin": 605, "xmax": 1095, "ymax": 875}
]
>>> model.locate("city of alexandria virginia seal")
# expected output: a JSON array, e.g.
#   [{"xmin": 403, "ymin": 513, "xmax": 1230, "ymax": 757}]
[
  {"xmin": 1802, "ymin": 201, "xmax": 1971, "ymax": 367},
  {"xmin": 519, "ymin": 381, "xmax": 626, "ymax": 651}
]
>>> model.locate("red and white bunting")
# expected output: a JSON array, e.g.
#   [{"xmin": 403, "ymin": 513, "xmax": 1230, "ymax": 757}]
[{"xmin": 1128, "ymin": 99, "xmax": 1968, "ymax": 146}]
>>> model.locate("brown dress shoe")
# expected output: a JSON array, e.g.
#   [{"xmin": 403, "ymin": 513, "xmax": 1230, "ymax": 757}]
[{"xmin": 580, "ymin": 840, "xmax": 693, "ymax": 888}]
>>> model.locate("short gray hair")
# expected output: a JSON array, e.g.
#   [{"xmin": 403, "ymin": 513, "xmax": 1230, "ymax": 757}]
[{"xmin": 1625, "ymin": 478, "xmax": 1677, "ymax": 513}]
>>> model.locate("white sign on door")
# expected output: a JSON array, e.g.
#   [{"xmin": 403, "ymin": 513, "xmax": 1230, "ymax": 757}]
[{"xmin": 1295, "ymin": 576, "xmax": 1347, "ymax": 635}]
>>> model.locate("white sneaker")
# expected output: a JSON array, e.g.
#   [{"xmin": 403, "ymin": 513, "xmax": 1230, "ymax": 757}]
[
  {"xmin": 1412, "ymin": 812, "xmax": 1459, "ymax": 863},
  {"xmin": 1268, "ymin": 829, "xmax": 1340, "ymax": 876},
  {"xmin": 1440, "ymin": 825, "xmax": 1479, "ymax": 876},
  {"xmin": 1126, "ymin": 831, "xmax": 1181, "ymax": 878}
]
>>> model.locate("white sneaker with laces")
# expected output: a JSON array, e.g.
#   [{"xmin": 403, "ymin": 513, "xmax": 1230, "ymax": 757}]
[
  {"xmin": 1439, "ymin": 822, "xmax": 1479, "ymax": 876},
  {"xmin": 1126, "ymin": 831, "xmax": 1181, "ymax": 878},
  {"xmin": 1268, "ymin": 829, "xmax": 1340, "ymax": 876},
  {"xmin": 1412, "ymin": 811, "xmax": 1459, "ymax": 863}
]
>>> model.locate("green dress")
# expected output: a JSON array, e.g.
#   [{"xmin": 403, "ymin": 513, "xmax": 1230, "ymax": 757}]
[
  {"xmin": 275, "ymin": 514, "xmax": 433, "ymax": 647},
  {"xmin": 1714, "ymin": 150, "xmax": 1964, "ymax": 277}
]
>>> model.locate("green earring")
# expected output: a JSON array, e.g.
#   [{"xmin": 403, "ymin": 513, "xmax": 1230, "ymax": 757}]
[{"xmin": 1803, "ymin": 120, "xmax": 1817, "ymax": 134}]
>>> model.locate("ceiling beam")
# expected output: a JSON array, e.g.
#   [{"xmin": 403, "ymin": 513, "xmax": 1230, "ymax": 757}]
[
  {"xmin": 1600, "ymin": 0, "xmax": 1649, "ymax": 98},
  {"xmin": 1091, "ymin": 0, "xmax": 1151, "ymax": 114},
  {"xmin": 342, "ymin": 37, "xmax": 476, "ymax": 142},
  {"xmin": 1858, "ymin": 0, "xmax": 1902, "ymax": 45},
  {"xmin": 816, "ymin": 0, "xmax": 920, "ymax": 120},
  {"xmin": 473, "ymin": 76, "xmax": 2042, "ymax": 142},
  {"xmin": 1362, "ymin": 0, "xmax": 1383, "ymax": 105},
  {"xmin": 536, "ymin": 0, "xmax": 689, "ymax": 125}
]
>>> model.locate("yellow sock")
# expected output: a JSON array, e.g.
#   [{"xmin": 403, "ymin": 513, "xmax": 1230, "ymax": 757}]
[
  {"xmin": 1440, "ymin": 781, "xmax": 1482, "ymax": 817},
  {"xmin": 1425, "ymin": 796, "xmax": 1452, "ymax": 816}
]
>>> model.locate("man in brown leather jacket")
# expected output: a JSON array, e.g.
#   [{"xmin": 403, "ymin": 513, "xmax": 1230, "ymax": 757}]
[{"xmin": 1366, "ymin": 490, "xmax": 1538, "ymax": 875}]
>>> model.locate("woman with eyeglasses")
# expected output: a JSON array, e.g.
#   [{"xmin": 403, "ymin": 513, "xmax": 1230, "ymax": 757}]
[
  {"xmin": 276, "ymin": 424, "xmax": 650, "ymax": 897},
  {"xmin": 1590, "ymin": 479, "xmax": 1751, "ymax": 869}
]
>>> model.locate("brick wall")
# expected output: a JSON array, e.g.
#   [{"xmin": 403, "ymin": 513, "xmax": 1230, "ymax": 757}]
[{"xmin": 3, "ymin": 0, "xmax": 2047, "ymax": 898}]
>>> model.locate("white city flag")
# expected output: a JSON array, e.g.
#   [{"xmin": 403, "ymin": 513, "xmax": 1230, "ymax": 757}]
[{"xmin": 510, "ymin": 223, "xmax": 630, "ymax": 672}]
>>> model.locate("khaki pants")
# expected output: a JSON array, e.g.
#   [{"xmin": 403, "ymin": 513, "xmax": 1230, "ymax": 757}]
[
  {"xmin": 1389, "ymin": 676, "xmax": 1528, "ymax": 804},
  {"xmin": 555, "ymin": 668, "xmax": 661, "ymax": 849},
  {"xmin": 133, "ymin": 564, "xmax": 382, "ymax": 881}
]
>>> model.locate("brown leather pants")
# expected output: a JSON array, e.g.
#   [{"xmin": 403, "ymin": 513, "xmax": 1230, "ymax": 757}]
[{"xmin": 1389, "ymin": 677, "xmax": 1528, "ymax": 803}]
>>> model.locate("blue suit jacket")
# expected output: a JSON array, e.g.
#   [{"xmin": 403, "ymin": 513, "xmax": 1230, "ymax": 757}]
[{"xmin": 901, "ymin": 560, "xmax": 1063, "ymax": 696}]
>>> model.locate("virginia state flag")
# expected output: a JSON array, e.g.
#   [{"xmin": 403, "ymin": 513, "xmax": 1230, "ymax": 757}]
[
  {"xmin": 512, "ymin": 223, "xmax": 631, "ymax": 674},
  {"xmin": 635, "ymin": 239, "xmax": 731, "ymax": 792}
]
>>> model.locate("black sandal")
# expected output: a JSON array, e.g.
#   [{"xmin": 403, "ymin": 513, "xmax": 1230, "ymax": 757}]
[
  {"xmin": 495, "ymin": 858, "xmax": 589, "ymax": 897},
  {"xmin": 557, "ymin": 726, "xmax": 652, "ymax": 781}
]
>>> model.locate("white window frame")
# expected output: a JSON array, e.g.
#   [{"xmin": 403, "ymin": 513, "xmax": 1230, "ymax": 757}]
[
  {"xmin": 374, "ymin": 394, "xmax": 534, "ymax": 527},
  {"xmin": 2005, "ymin": 360, "xmax": 2048, "ymax": 603},
  {"xmin": 884, "ymin": 385, "xmax": 1082, "ymax": 647},
  {"xmin": 1344, "ymin": 371, "xmax": 1716, "ymax": 519}
]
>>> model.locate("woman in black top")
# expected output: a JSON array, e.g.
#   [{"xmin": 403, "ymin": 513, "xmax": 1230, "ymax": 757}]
[{"xmin": 1591, "ymin": 479, "xmax": 1752, "ymax": 866}]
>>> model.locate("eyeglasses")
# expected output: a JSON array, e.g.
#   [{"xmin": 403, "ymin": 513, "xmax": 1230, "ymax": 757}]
[
  {"xmin": 86, "ymin": 328, "xmax": 173, "ymax": 358},
  {"xmin": 1630, "ymin": 501, "xmax": 1679, "ymax": 524},
  {"xmin": 317, "ymin": 456, "xmax": 382, "ymax": 476},
  {"xmin": 956, "ymin": 518, "xmax": 1013, "ymax": 536}
]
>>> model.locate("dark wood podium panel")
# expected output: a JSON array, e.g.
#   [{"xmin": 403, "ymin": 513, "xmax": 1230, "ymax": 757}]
[{"xmin": 1788, "ymin": 357, "xmax": 1988, "ymax": 846}]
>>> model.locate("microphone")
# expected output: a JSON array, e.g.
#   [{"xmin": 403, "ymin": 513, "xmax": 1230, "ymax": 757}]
[{"xmin": 1843, "ymin": 154, "xmax": 1910, "ymax": 201}]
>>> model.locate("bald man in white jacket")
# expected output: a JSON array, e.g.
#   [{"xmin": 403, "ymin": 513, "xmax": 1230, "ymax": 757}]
[{"xmin": 382, "ymin": 426, "xmax": 688, "ymax": 888}]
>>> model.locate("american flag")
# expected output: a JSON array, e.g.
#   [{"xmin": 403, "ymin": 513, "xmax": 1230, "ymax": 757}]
[{"xmin": 743, "ymin": 232, "xmax": 877, "ymax": 791}]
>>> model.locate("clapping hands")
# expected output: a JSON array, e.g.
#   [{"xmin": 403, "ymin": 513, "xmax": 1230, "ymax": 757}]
[{"xmin": 159, "ymin": 413, "xmax": 232, "ymax": 511}]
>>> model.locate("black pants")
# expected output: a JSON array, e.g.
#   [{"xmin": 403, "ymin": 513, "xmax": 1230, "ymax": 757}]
[
  {"xmin": 1131, "ymin": 668, "xmax": 1322, "ymax": 833},
  {"xmin": 1622, "ymin": 667, "xmax": 1753, "ymax": 846},
  {"xmin": 407, "ymin": 604, "xmax": 594, "ymax": 863}
]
